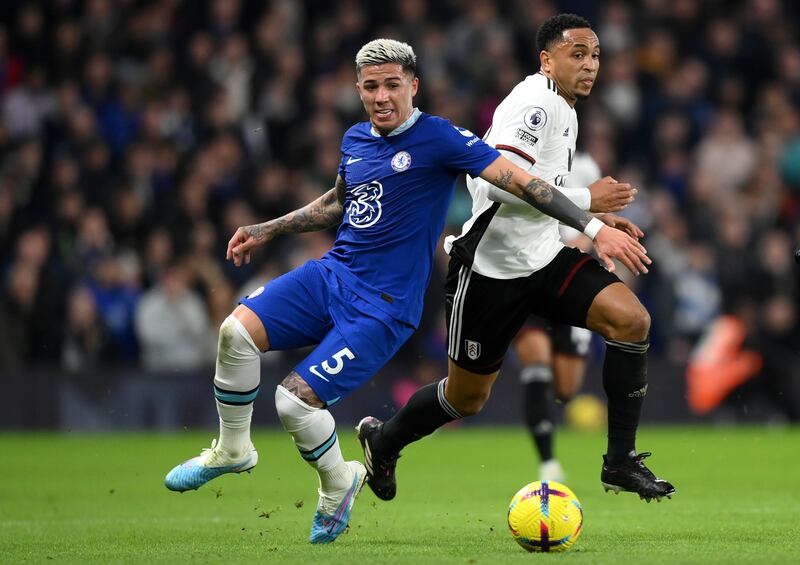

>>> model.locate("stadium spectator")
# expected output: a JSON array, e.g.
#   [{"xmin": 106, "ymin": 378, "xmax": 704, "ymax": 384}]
[
  {"xmin": 61, "ymin": 285, "xmax": 113, "ymax": 374},
  {"xmin": 134, "ymin": 260, "xmax": 213, "ymax": 373}
]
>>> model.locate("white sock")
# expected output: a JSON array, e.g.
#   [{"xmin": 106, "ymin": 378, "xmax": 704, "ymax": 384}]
[
  {"xmin": 275, "ymin": 385, "xmax": 352, "ymax": 493},
  {"xmin": 213, "ymin": 315, "xmax": 261, "ymax": 458}
]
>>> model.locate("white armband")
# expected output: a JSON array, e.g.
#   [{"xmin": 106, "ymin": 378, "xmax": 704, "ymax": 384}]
[{"xmin": 583, "ymin": 217, "xmax": 604, "ymax": 240}]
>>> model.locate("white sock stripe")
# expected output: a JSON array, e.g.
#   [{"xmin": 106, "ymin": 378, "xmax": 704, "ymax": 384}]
[
  {"xmin": 451, "ymin": 267, "xmax": 472, "ymax": 360},
  {"xmin": 520, "ymin": 365, "xmax": 553, "ymax": 384},
  {"xmin": 604, "ymin": 339, "xmax": 649, "ymax": 353},
  {"xmin": 437, "ymin": 379, "xmax": 463, "ymax": 419},
  {"xmin": 606, "ymin": 345, "xmax": 648, "ymax": 354}
]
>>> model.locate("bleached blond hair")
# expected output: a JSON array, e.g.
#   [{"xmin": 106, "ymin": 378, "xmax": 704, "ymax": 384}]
[{"xmin": 355, "ymin": 38, "xmax": 417, "ymax": 76}]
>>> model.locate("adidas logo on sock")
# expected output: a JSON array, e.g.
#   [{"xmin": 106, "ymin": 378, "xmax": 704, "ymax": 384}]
[{"xmin": 628, "ymin": 385, "xmax": 648, "ymax": 398}]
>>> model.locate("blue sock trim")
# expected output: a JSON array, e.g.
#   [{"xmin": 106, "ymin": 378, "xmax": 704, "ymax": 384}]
[
  {"xmin": 299, "ymin": 430, "xmax": 338, "ymax": 461},
  {"xmin": 214, "ymin": 384, "xmax": 260, "ymax": 405}
]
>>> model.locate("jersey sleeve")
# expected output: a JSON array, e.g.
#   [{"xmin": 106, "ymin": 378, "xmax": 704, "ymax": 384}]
[
  {"xmin": 437, "ymin": 121, "xmax": 500, "ymax": 177},
  {"xmin": 338, "ymin": 136, "xmax": 349, "ymax": 181},
  {"xmin": 492, "ymin": 95, "xmax": 558, "ymax": 169}
]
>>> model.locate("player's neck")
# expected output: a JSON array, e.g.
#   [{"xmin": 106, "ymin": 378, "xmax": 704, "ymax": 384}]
[
  {"xmin": 371, "ymin": 107, "xmax": 420, "ymax": 137},
  {"xmin": 539, "ymin": 71, "xmax": 577, "ymax": 107}
]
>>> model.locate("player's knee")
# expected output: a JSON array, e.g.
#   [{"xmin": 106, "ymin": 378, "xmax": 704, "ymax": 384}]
[
  {"xmin": 515, "ymin": 331, "xmax": 550, "ymax": 365},
  {"xmin": 553, "ymin": 380, "xmax": 580, "ymax": 403},
  {"xmin": 274, "ymin": 384, "xmax": 313, "ymax": 432},
  {"xmin": 452, "ymin": 390, "xmax": 490, "ymax": 416},
  {"xmin": 608, "ymin": 305, "xmax": 650, "ymax": 342},
  {"xmin": 216, "ymin": 315, "xmax": 260, "ymax": 374},
  {"xmin": 625, "ymin": 306, "xmax": 651, "ymax": 341},
  {"xmin": 554, "ymin": 390, "xmax": 576, "ymax": 404},
  {"xmin": 214, "ymin": 316, "xmax": 261, "ymax": 391}
]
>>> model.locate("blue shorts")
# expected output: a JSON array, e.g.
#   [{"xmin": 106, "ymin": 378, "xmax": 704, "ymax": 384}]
[{"xmin": 239, "ymin": 260, "xmax": 415, "ymax": 405}]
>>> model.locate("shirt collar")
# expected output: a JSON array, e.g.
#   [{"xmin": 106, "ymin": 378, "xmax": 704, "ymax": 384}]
[{"xmin": 370, "ymin": 107, "xmax": 421, "ymax": 137}]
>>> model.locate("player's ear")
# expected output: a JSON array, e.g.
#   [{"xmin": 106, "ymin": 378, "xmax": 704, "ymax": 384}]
[
  {"xmin": 539, "ymin": 50, "xmax": 551, "ymax": 73},
  {"xmin": 410, "ymin": 76, "xmax": 419, "ymax": 97}
]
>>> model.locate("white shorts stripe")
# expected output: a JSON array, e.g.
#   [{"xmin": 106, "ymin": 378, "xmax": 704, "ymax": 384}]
[
  {"xmin": 448, "ymin": 266, "xmax": 466, "ymax": 358},
  {"xmin": 449, "ymin": 266, "xmax": 472, "ymax": 360}
]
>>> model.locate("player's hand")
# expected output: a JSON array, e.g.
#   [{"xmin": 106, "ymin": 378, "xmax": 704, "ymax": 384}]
[
  {"xmin": 597, "ymin": 213, "xmax": 644, "ymax": 240},
  {"xmin": 588, "ymin": 177, "xmax": 636, "ymax": 213},
  {"xmin": 593, "ymin": 225, "xmax": 651, "ymax": 275},
  {"xmin": 226, "ymin": 224, "xmax": 273, "ymax": 267}
]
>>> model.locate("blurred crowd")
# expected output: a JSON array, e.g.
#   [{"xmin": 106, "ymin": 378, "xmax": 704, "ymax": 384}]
[{"xmin": 1, "ymin": 0, "xmax": 799, "ymax": 419}]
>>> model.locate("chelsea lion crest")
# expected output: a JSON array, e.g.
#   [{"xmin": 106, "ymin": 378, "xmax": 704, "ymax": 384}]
[{"xmin": 391, "ymin": 151, "xmax": 412, "ymax": 172}]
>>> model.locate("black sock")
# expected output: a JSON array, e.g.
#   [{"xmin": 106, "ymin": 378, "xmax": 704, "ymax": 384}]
[
  {"xmin": 380, "ymin": 379, "xmax": 462, "ymax": 454},
  {"xmin": 603, "ymin": 339, "xmax": 649, "ymax": 463},
  {"xmin": 520, "ymin": 364, "xmax": 555, "ymax": 462}
]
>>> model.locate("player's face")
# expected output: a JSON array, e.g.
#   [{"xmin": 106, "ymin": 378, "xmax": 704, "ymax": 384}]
[
  {"xmin": 541, "ymin": 28, "xmax": 600, "ymax": 104},
  {"xmin": 356, "ymin": 63, "xmax": 419, "ymax": 135}
]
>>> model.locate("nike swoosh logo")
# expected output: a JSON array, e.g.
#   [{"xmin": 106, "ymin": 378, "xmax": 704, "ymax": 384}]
[{"xmin": 346, "ymin": 157, "xmax": 363, "ymax": 165}]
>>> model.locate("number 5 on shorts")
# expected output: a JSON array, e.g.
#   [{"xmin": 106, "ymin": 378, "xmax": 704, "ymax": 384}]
[{"xmin": 309, "ymin": 347, "xmax": 355, "ymax": 381}]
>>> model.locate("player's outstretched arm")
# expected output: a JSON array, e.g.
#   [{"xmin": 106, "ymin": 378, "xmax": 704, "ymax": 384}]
[
  {"xmin": 588, "ymin": 176, "xmax": 637, "ymax": 213},
  {"xmin": 479, "ymin": 156, "xmax": 651, "ymax": 275},
  {"xmin": 485, "ymin": 173, "xmax": 635, "ymax": 213},
  {"xmin": 226, "ymin": 175, "xmax": 346, "ymax": 267}
]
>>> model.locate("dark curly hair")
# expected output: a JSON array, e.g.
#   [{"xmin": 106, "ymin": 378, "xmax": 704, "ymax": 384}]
[{"xmin": 536, "ymin": 13, "xmax": 592, "ymax": 53}]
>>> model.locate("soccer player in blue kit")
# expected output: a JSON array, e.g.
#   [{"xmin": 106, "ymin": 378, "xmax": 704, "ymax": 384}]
[{"xmin": 163, "ymin": 38, "xmax": 648, "ymax": 544}]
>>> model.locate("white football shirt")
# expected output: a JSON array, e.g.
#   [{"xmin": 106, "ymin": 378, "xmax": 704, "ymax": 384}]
[{"xmin": 445, "ymin": 72, "xmax": 592, "ymax": 279}]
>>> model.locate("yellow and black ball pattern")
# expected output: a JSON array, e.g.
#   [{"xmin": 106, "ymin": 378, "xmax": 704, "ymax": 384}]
[{"xmin": 507, "ymin": 480, "xmax": 584, "ymax": 553}]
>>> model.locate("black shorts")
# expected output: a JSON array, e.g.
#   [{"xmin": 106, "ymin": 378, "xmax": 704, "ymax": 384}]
[
  {"xmin": 445, "ymin": 247, "xmax": 619, "ymax": 374},
  {"xmin": 518, "ymin": 315, "xmax": 592, "ymax": 358}
]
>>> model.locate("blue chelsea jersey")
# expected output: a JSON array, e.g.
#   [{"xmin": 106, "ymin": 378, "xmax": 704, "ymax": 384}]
[{"xmin": 320, "ymin": 111, "xmax": 500, "ymax": 328}]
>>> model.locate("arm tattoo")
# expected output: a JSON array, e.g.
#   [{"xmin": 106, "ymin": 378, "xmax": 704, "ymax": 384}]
[
  {"xmin": 517, "ymin": 177, "xmax": 592, "ymax": 232},
  {"xmin": 280, "ymin": 371, "xmax": 325, "ymax": 408},
  {"xmin": 246, "ymin": 178, "xmax": 345, "ymax": 242},
  {"xmin": 335, "ymin": 175, "xmax": 346, "ymax": 205},
  {"xmin": 492, "ymin": 168, "xmax": 514, "ymax": 190}
]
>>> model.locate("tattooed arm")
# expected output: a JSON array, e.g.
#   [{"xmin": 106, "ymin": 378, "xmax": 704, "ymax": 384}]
[
  {"xmin": 226, "ymin": 175, "xmax": 347, "ymax": 267},
  {"xmin": 478, "ymin": 156, "xmax": 593, "ymax": 232},
  {"xmin": 477, "ymin": 156, "xmax": 652, "ymax": 275}
]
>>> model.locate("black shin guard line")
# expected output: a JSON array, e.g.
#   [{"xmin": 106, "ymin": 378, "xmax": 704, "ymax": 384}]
[
  {"xmin": 380, "ymin": 379, "xmax": 462, "ymax": 454},
  {"xmin": 603, "ymin": 338, "xmax": 649, "ymax": 463}
]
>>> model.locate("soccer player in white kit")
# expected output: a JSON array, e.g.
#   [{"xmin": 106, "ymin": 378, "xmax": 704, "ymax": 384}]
[{"xmin": 359, "ymin": 14, "xmax": 675, "ymax": 503}]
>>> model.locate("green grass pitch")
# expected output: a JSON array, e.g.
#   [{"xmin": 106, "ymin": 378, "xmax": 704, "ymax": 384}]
[{"xmin": 2, "ymin": 426, "xmax": 798, "ymax": 563}]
